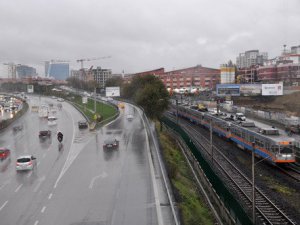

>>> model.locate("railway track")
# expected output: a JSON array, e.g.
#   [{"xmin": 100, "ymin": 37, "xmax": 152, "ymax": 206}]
[
  {"xmin": 166, "ymin": 113, "xmax": 296, "ymax": 225},
  {"xmin": 277, "ymin": 164, "xmax": 300, "ymax": 182}
]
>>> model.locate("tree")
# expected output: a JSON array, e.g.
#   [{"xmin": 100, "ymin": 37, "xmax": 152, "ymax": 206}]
[
  {"xmin": 105, "ymin": 77, "xmax": 123, "ymax": 87},
  {"xmin": 125, "ymin": 74, "xmax": 169, "ymax": 120}
]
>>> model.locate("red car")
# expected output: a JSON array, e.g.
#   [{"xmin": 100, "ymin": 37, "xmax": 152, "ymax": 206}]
[{"xmin": 0, "ymin": 148, "xmax": 10, "ymax": 160}]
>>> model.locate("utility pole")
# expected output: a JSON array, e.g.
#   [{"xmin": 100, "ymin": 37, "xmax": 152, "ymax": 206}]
[
  {"xmin": 94, "ymin": 87, "xmax": 96, "ymax": 113},
  {"xmin": 252, "ymin": 142, "xmax": 256, "ymax": 224},
  {"xmin": 176, "ymin": 99, "xmax": 179, "ymax": 124},
  {"xmin": 210, "ymin": 119, "xmax": 213, "ymax": 163}
]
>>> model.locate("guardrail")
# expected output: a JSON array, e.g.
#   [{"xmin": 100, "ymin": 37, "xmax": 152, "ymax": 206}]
[
  {"xmin": 161, "ymin": 116, "xmax": 253, "ymax": 225},
  {"xmin": 0, "ymin": 101, "xmax": 29, "ymax": 132}
]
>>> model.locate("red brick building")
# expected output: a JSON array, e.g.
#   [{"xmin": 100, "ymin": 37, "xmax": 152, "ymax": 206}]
[{"xmin": 132, "ymin": 65, "xmax": 220, "ymax": 90}]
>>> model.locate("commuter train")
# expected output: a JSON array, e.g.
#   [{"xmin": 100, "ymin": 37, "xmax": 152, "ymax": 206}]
[{"xmin": 169, "ymin": 104, "xmax": 296, "ymax": 164}]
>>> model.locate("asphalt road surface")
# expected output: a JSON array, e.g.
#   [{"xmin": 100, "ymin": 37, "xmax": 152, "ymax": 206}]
[{"xmin": 0, "ymin": 96, "xmax": 159, "ymax": 225}]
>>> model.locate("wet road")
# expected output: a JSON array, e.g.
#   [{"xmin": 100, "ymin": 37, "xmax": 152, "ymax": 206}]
[{"xmin": 0, "ymin": 96, "xmax": 158, "ymax": 225}]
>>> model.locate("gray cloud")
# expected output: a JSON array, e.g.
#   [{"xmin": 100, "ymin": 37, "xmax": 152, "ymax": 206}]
[{"xmin": 0, "ymin": 0, "xmax": 299, "ymax": 75}]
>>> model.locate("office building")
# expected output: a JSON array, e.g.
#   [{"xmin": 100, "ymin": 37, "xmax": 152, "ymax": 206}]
[{"xmin": 46, "ymin": 62, "xmax": 69, "ymax": 80}]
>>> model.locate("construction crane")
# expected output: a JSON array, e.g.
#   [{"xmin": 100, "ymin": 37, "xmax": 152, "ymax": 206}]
[
  {"xmin": 76, "ymin": 56, "xmax": 111, "ymax": 69},
  {"xmin": 49, "ymin": 59, "xmax": 70, "ymax": 63}
]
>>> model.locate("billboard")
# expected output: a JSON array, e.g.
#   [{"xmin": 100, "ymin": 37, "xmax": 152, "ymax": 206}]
[
  {"xmin": 106, "ymin": 87, "xmax": 120, "ymax": 97},
  {"xmin": 262, "ymin": 83, "xmax": 283, "ymax": 96},
  {"xmin": 82, "ymin": 96, "xmax": 88, "ymax": 104},
  {"xmin": 239, "ymin": 84, "xmax": 261, "ymax": 96},
  {"xmin": 27, "ymin": 85, "xmax": 34, "ymax": 93},
  {"xmin": 216, "ymin": 84, "xmax": 240, "ymax": 96}
]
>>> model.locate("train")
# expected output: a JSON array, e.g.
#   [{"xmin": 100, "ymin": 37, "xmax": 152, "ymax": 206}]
[{"xmin": 169, "ymin": 103, "xmax": 296, "ymax": 164}]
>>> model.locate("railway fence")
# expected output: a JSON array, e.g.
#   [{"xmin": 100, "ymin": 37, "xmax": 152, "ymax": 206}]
[{"xmin": 161, "ymin": 116, "xmax": 253, "ymax": 225}]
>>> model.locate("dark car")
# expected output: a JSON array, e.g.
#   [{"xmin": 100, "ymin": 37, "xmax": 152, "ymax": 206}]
[
  {"xmin": 78, "ymin": 121, "xmax": 88, "ymax": 129},
  {"xmin": 39, "ymin": 130, "xmax": 51, "ymax": 138},
  {"xmin": 103, "ymin": 138, "xmax": 119, "ymax": 149},
  {"xmin": 0, "ymin": 148, "xmax": 10, "ymax": 160},
  {"xmin": 13, "ymin": 124, "xmax": 23, "ymax": 132}
]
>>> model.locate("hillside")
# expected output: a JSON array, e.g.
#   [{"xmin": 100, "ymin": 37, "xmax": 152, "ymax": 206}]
[{"xmin": 233, "ymin": 92, "xmax": 300, "ymax": 117}]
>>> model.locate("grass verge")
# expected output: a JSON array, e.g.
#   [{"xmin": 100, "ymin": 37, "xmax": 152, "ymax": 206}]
[
  {"xmin": 156, "ymin": 122, "xmax": 215, "ymax": 225},
  {"xmin": 71, "ymin": 96, "xmax": 117, "ymax": 122}
]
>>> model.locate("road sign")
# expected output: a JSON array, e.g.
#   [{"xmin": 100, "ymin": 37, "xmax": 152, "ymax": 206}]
[
  {"xmin": 106, "ymin": 87, "xmax": 120, "ymax": 97},
  {"xmin": 27, "ymin": 85, "xmax": 34, "ymax": 93},
  {"xmin": 82, "ymin": 96, "xmax": 88, "ymax": 104}
]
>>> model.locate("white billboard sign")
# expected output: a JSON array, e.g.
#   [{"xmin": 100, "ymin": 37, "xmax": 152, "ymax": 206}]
[
  {"xmin": 262, "ymin": 83, "xmax": 283, "ymax": 96},
  {"xmin": 82, "ymin": 96, "xmax": 88, "ymax": 104},
  {"xmin": 27, "ymin": 85, "xmax": 34, "ymax": 93},
  {"xmin": 106, "ymin": 87, "xmax": 120, "ymax": 97}
]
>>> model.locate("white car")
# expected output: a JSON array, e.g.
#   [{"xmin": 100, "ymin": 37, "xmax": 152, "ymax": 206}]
[
  {"xmin": 16, "ymin": 155, "xmax": 37, "ymax": 171},
  {"xmin": 235, "ymin": 113, "xmax": 246, "ymax": 121},
  {"xmin": 126, "ymin": 114, "xmax": 134, "ymax": 121}
]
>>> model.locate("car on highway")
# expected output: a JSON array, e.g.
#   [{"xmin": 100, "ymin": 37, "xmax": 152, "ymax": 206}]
[
  {"xmin": 13, "ymin": 124, "xmax": 23, "ymax": 132},
  {"xmin": 103, "ymin": 138, "xmax": 119, "ymax": 149},
  {"xmin": 0, "ymin": 148, "xmax": 10, "ymax": 160},
  {"xmin": 16, "ymin": 155, "xmax": 36, "ymax": 171},
  {"xmin": 48, "ymin": 116, "xmax": 57, "ymax": 126},
  {"xmin": 57, "ymin": 98, "xmax": 64, "ymax": 102},
  {"xmin": 126, "ymin": 114, "xmax": 133, "ymax": 121},
  {"xmin": 78, "ymin": 120, "xmax": 88, "ymax": 129},
  {"xmin": 39, "ymin": 130, "xmax": 51, "ymax": 138}
]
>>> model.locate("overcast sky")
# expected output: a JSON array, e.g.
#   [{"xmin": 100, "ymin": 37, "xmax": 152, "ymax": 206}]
[{"xmin": 0, "ymin": 0, "xmax": 299, "ymax": 75}]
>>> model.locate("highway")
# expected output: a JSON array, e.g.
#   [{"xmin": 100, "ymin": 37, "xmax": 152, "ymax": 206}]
[{"xmin": 0, "ymin": 96, "xmax": 162, "ymax": 225}]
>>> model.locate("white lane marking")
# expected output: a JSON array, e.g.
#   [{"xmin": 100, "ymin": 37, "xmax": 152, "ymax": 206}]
[
  {"xmin": 34, "ymin": 220, "xmax": 39, "ymax": 225},
  {"xmin": 37, "ymin": 162, "xmax": 41, "ymax": 166},
  {"xmin": 53, "ymin": 109, "xmax": 76, "ymax": 189},
  {"xmin": 89, "ymin": 172, "xmax": 107, "ymax": 189},
  {"xmin": 33, "ymin": 176, "xmax": 46, "ymax": 192},
  {"xmin": 15, "ymin": 184, "xmax": 23, "ymax": 192},
  {"xmin": 41, "ymin": 206, "xmax": 46, "ymax": 213},
  {"xmin": 136, "ymin": 107, "xmax": 163, "ymax": 225},
  {"xmin": 0, "ymin": 201, "xmax": 8, "ymax": 211},
  {"xmin": 48, "ymin": 193, "xmax": 53, "ymax": 199}
]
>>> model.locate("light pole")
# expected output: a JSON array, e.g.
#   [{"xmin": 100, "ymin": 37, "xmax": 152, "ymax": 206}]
[
  {"xmin": 176, "ymin": 99, "xmax": 179, "ymax": 124},
  {"xmin": 94, "ymin": 87, "xmax": 96, "ymax": 113},
  {"xmin": 210, "ymin": 119, "xmax": 213, "ymax": 163},
  {"xmin": 252, "ymin": 142, "xmax": 255, "ymax": 224},
  {"xmin": 252, "ymin": 142, "xmax": 271, "ymax": 224}
]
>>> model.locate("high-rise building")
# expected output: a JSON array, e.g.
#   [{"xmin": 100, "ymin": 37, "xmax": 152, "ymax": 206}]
[
  {"xmin": 236, "ymin": 50, "xmax": 268, "ymax": 69},
  {"xmin": 0, "ymin": 63, "xmax": 16, "ymax": 79},
  {"xmin": 92, "ymin": 67, "xmax": 112, "ymax": 87},
  {"xmin": 16, "ymin": 64, "xmax": 37, "ymax": 78},
  {"xmin": 46, "ymin": 62, "xmax": 69, "ymax": 80}
]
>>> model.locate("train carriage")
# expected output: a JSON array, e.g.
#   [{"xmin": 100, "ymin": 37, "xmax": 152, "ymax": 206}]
[{"xmin": 169, "ymin": 103, "xmax": 296, "ymax": 164}]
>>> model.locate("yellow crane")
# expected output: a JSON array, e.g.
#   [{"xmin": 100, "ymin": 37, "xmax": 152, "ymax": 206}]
[{"xmin": 76, "ymin": 56, "xmax": 111, "ymax": 69}]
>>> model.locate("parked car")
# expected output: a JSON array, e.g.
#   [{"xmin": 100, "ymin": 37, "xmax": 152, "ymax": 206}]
[
  {"xmin": 0, "ymin": 148, "xmax": 10, "ymax": 160},
  {"xmin": 103, "ymin": 138, "xmax": 119, "ymax": 149},
  {"xmin": 39, "ymin": 130, "xmax": 51, "ymax": 138},
  {"xmin": 16, "ymin": 155, "xmax": 37, "ymax": 171},
  {"xmin": 235, "ymin": 113, "xmax": 246, "ymax": 121},
  {"xmin": 78, "ymin": 121, "xmax": 88, "ymax": 129}
]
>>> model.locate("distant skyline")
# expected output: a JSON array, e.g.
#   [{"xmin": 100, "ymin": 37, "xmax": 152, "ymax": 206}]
[{"xmin": 0, "ymin": 0, "xmax": 299, "ymax": 76}]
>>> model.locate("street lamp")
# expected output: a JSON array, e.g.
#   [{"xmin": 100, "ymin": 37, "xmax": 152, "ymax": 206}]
[
  {"xmin": 210, "ymin": 119, "xmax": 213, "ymax": 163},
  {"xmin": 176, "ymin": 99, "xmax": 179, "ymax": 124},
  {"xmin": 251, "ymin": 142, "xmax": 271, "ymax": 224}
]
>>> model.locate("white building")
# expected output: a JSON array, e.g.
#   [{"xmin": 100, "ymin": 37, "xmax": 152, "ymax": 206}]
[
  {"xmin": 0, "ymin": 63, "xmax": 16, "ymax": 79},
  {"xmin": 236, "ymin": 50, "xmax": 268, "ymax": 69}
]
